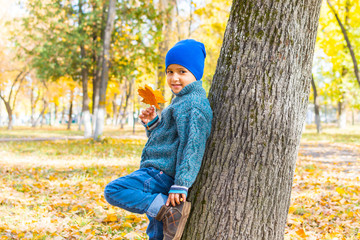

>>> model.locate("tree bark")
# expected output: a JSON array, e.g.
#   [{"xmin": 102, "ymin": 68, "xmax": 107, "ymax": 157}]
[
  {"xmin": 92, "ymin": 1, "xmax": 107, "ymax": 132},
  {"xmin": 94, "ymin": 0, "xmax": 116, "ymax": 140},
  {"xmin": 3, "ymin": 101, "xmax": 13, "ymax": 130},
  {"xmin": 0, "ymin": 71, "xmax": 26, "ymax": 130},
  {"xmin": 112, "ymin": 93, "xmax": 118, "ymax": 125},
  {"xmin": 182, "ymin": 0, "xmax": 322, "ymax": 239},
  {"xmin": 119, "ymin": 79, "xmax": 132, "ymax": 129},
  {"xmin": 311, "ymin": 75, "xmax": 321, "ymax": 133},
  {"xmin": 326, "ymin": 0, "xmax": 360, "ymax": 87},
  {"xmin": 79, "ymin": 0, "xmax": 92, "ymax": 137},
  {"xmin": 337, "ymin": 99, "xmax": 346, "ymax": 128},
  {"xmin": 157, "ymin": 0, "xmax": 175, "ymax": 112},
  {"xmin": 67, "ymin": 89, "xmax": 74, "ymax": 130}
]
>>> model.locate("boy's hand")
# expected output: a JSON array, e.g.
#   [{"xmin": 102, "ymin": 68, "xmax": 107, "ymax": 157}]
[
  {"xmin": 139, "ymin": 106, "xmax": 157, "ymax": 124},
  {"xmin": 166, "ymin": 193, "xmax": 187, "ymax": 207}
]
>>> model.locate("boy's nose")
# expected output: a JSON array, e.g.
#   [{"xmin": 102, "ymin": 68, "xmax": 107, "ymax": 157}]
[{"xmin": 173, "ymin": 73, "xmax": 180, "ymax": 80}]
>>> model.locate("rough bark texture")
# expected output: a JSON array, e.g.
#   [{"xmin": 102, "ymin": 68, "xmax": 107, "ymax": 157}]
[
  {"xmin": 311, "ymin": 75, "xmax": 321, "ymax": 133},
  {"xmin": 182, "ymin": 0, "xmax": 322, "ymax": 239}
]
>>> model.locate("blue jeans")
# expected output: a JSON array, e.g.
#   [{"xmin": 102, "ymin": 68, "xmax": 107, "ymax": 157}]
[{"xmin": 104, "ymin": 167, "xmax": 174, "ymax": 240}]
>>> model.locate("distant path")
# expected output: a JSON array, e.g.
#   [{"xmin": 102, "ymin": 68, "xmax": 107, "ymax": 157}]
[
  {"xmin": 299, "ymin": 142, "xmax": 360, "ymax": 173},
  {"xmin": 0, "ymin": 135, "xmax": 147, "ymax": 142}
]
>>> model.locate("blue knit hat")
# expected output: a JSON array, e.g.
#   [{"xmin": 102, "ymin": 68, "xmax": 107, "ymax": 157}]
[{"xmin": 165, "ymin": 39, "xmax": 206, "ymax": 80}]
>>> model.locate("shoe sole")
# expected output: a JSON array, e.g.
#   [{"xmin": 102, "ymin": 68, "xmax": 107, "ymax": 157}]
[{"xmin": 172, "ymin": 201, "xmax": 191, "ymax": 240}]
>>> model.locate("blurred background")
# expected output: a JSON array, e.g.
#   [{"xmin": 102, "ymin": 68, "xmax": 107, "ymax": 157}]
[{"xmin": 0, "ymin": 0, "xmax": 359, "ymax": 136}]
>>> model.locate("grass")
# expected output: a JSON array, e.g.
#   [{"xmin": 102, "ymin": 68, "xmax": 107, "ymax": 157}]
[
  {"xmin": 0, "ymin": 137, "xmax": 148, "ymax": 239},
  {"xmin": 0, "ymin": 124, "xmax": 146, "ymax": 139},
  {"xmin": 301, "ymin": 124, "xmax": 360, "ymax": 144},
  {"xmin": 0, "ymin": 124, "xmax": 359, "ymax": 239}
]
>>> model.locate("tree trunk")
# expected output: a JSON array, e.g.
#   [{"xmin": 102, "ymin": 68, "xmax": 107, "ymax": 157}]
[
  {"xmin": 79, "ymin": 0, "xmax": 92, "ymax": 137},
  {"xmin": 4, "ymin": 101, "xmax": 13, "ymax": 130},
  {"xmin": 67, "ymin": 90, "xmax": 74, "ymax": 130},
  {"xmin": 82, "ymin": 74, "xmax": 92, "ymax": 136},
  {"xmin": 61, "ymin": 107, "xmax": 66, "ymax": 125},
  {"xmin": 120, "ymin": 79, "xmax": 132, "ymax": 129},
  {"xmin": 92, "ymin": 1, "xmax": 107, "ymax": 132},
  {"xmin": 54, "ymin": 104, "xmax": 58, "ymax": 126},
  {"xmin": 311, "ymin": 75, "xmax": 321, "ymax": 133},
  {"xmin": 182, "ymin": 0, "xmax": 322, "ymax": 239},
  {"xmin": 338, "ymin": 100, "xmax": 346, "ymax": 129},
  {"xmin": 112, "ymin": 93, "xmax": 118, "ymax": 125},
  {"xmin": 157, "ymin": 0, "xmax": 175, "ymax": 112},
  {"xmin": 326, "ymin": 0, "xmax": 360, "ymax": 87},
  {"xmin": 94, "ymin": 0, "xmax": 116, "ymax": 140}
]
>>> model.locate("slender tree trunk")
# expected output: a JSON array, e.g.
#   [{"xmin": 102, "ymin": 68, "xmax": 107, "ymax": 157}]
[
  {"xmin": 117, "ymin": 86, "xmax": 125, "ymax": 127},
  {"xmin": 326, "ymin": 0, "xmax": 360, "ymax": 87},
  {"xmin": 92, "ymin": 1, "xmax": 107, "ymax": 132},
  {"xmin": 54, "ymin": 104, "xmax": 58, "ymax": 126},
  {"xmin": 67, "ymin": 90, "xmax": 74, "ymax": 130},
  {"xmin": 338, "ymin": 100, "xmax": 346, "ymax": 128},
  {"xmin": 157, "ymin": 0, "xmax": 174, "ymax": 112},
  {"xmin": 94, "ymin": 0, "xmax": 116, "ymax": 140},
  {"xmin": 311, "ymin": 75, "xmax": 321, "ymax": 133},
  {"xmin": 182, "ymin": 0, "xmax": 322, "ymax": 239},
  {"xmin": 0, "ymin": 71, "xmax": 26, "ymax": 129},
  {"xmin": 61, "ymin": 107, "xmax": 66, "ymax": 125},
  {"xmin": 79, "ymin": 0, "xmax": 92, "ymax": 137},
  {"xmin": 112, "ymin": 93, "xmax": 118, "ymax": 125},
  {"xmin": 3, "ymin": 101, "xmax": 13, "ymax": 130},
  {"xmin": 35, "ymin": 99, "xmax": 48, "ymax": 128},
  {"xmin": 324, "ymin": 104, "xmax": 328, "ymax": 123},
  {"xmin": 82, "ymin": 70, "xmax": 92, "ymax": 137},
  {"xmin": 120, "ymin": 79, "xmax": 132, "ymax": 129},
  {"xmin": 188, "ymin": 0, "xmax": 193, "ymax": 38}
]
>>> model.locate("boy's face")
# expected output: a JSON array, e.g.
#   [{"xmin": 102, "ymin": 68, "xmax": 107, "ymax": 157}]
[{"xmin": 166, "ymin": 64, "xmax": 197, "ymax": 94}]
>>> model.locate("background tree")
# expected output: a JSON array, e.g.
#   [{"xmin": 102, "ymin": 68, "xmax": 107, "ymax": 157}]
[
  {"xmin": 316, "ymin": 0, "xmax": 360, "ymax": 128},
  {"xmin": 182, "ymin": 0, "xmax": 322, "ymax": 239}
]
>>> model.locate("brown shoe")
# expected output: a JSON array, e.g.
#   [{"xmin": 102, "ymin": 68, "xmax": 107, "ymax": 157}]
[{"xmin": 155, "ymin": 201, "xmax": 191, "ymax": 240}]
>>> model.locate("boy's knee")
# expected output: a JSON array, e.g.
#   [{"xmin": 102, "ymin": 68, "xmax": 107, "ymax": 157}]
[{"xmin": 104, "ymin": 181, "xmax": 121, "ymax": 204}]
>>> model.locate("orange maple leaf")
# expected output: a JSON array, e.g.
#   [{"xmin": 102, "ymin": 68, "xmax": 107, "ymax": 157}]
[{"xmin": 138, "ymin": 84, "xmax": 166, "ymax": 109}]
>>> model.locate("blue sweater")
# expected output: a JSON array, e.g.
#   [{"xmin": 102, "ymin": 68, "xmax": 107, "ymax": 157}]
[{"xmin": 140, "ymin": 81, "xmax": 213, "ymax": 194}]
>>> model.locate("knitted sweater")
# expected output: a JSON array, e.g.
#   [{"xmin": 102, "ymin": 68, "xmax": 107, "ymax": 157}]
[{"xmin": 140, "ymin": 81, "xmax": 213, "ymax": 193}]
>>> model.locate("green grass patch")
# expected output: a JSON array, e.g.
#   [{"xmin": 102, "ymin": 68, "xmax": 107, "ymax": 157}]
[
  {"xmin": 301, "ymin": 124, "xmax": 360, "ymax": 144},
  {"xmin": 0, "ymin": 138, "xmax": 146, "ymax": 158}
]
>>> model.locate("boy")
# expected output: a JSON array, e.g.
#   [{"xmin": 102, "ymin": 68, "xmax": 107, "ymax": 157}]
[{"xmin": 104, "ymin": 39, "xmax": 213, "ymax": 240}]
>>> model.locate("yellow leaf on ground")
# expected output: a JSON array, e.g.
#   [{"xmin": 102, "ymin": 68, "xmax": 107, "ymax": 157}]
[
  {"xmin": 102, "ymin": 213, "xmax": 118, "ymax": 223},
  {"xmin": 288, "ymin": 206, "xmax": 296, "ymax": 214},
  {"xmin": 296, "ymin": 228, "xmax": 307, "ymax": 238},
  {"xmin": 336, "ymin": 187, "xmax": 346, "ymax": 195},
  {"xmin": 122, "ymin": 222, "xmax": 132, "ymax": 228}
]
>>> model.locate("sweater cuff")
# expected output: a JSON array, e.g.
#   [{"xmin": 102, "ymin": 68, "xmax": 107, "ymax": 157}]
[
  {"xmin": 169, "ymin": 185, "xmax": 188, "ymax": 197},
  {"xmin": 142, "ymin": 115, "xmax": 159, "ymax": 130}
]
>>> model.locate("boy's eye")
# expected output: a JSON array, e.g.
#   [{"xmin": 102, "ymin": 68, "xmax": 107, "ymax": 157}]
[{"xmin": 180, "ymin": 70, "xmax": 186, "ymax": 74}]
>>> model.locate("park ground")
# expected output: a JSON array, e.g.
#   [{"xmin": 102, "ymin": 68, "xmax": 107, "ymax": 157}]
[{"xmin": 0, "ymin": 124, "xmax": 360, "ymax": 239}]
